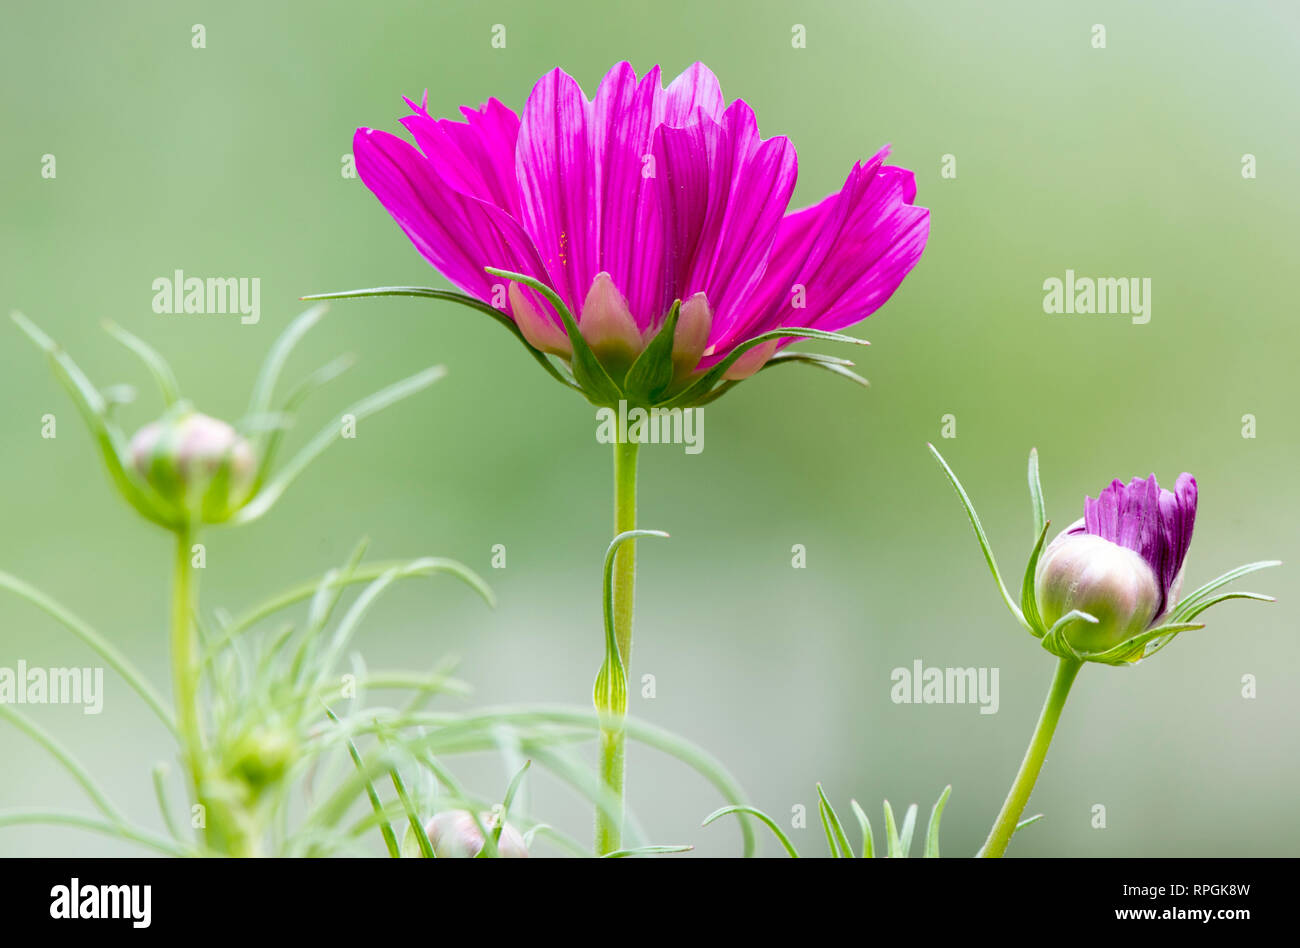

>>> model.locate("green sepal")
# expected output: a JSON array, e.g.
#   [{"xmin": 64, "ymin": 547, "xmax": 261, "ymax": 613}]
[
  {"xmin": 1084, "ymin": 621, "xmax": 1206, "ymax": 665},
  {"xmin": 928, "ymin": 444, "xmax": 1030, "ymax": 631},
  {"xmin": 102, "ymin": 320, "xmax": 181, "ymax": 408},
  {"xmin": 485, "ymin": 268, "xmax": 624, "ymax": 406},
  {"xmin": 1027, "ymin": 448, "xmax": 1047, "ymax": 541},
  {"xmin": 11, "ymin": 312, "xmax": 181, "ymax": 530},
  {"xmin": 757, "ymin": 350, "xmax": 870, "ymax": 388},
  {"xmin": 1021, "ymin": 520, "xmax": 1051, "ymax": 637},
  {"xmin": 1039, "ymin": 609, "xmax": 1096, "ymax": 660},
  {"xmin": 622, "ymin": 300, "xmax": 680, "ymax": 404},
  {"xmin": 301, "ymin": 285, "xmax": 582, "ymax": 394},
  {"xmin": 1168, "ymin": 560, "xmax": 1281, "ymax": 624},
  {"xmin": 661, "ymin": 326, "xmax": 870, "ymax": 409}
]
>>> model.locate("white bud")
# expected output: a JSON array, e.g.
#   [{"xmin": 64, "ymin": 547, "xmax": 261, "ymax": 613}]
[
  {"xmin": 1034, "ymin": 527, "xmax": 1161, "ymax": 652},
  {"xmin": 424, "ymin": 810, "xmax": 529, "ymax": 858}
]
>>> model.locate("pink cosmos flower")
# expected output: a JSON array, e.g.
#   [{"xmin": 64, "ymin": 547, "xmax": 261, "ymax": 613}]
[{"xmin": 345, "ymin": 62, "xmax": 929, "ymax": 406}]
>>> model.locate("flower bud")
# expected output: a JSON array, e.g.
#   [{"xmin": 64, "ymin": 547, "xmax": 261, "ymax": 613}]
[
  {"xmin": 129, "ymin": 411, "xmax": 256, "ymax": 523},
  {"xmin": 1034, "ymin": 527, "xmax": 1161, "ymax": 653},
  {"xmin": 424, "ymin": 810, "xmax": 529, "ymax": 858},
  {"xmin": 225, "ymin": 725, "xmax": 297, "ymax": 796}
]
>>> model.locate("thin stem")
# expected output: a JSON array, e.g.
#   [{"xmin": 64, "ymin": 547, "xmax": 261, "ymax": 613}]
[
  {"xmin": 979, "ymin": 656, "xmax": 1082, "ymax": 857},
  {"xmin": 596, "ymin": 438, "xmax": 639, "ymax": 855},
  {"xmin": 170, "ymin": 528, "xmax": 204, "ymax": 809}
]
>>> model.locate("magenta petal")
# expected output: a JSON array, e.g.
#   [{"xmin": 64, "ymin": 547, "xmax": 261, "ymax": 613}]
[
  {"xmin": 652, "ymin": 119, "xmax": 722, "ymax": 307},
  {"xmin": 400, "ymin": 97, "xmax": 522, "ymax": 215},
  {"xmin": 1082, "ymin": 472, "xmax": 1199, "ymax": 616},
  {"xmin": 593, "ymin": 62, "xmax": 667, "ymax": 331},
  {"xmin": 695, "ymin": 101, "xmax": 798, "ymax": 341},
  {"xmin": 662, "ymin": 62, "xmax": 726, "ymax": 126},
  {"xmin": 353, "ymin": 127, "xmax": 548, "ymax": 307},
  {"xmin": 708, "ymin": 150, "xmax": 929, "ymax": 359},
  {"xmin": 516, "ymin": 68, "xmax": 599, "ymax": 315}
]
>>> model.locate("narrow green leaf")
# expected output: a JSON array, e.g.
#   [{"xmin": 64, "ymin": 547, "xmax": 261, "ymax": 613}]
[
  {"xmin": 897, "ymin": 803, "xmax": 919, "ymax": 857},
  {"xmin": 883, "ymin": 799, "xmax": 901, "ymax": 857},
  {"xmin": 387, "ymin": 759, "xmax": 433, "ymax": 859},
  {"xmin": 102, "ymin": 320, "xmax": 181, "ymax": 407},
  {"xmin": 0, "ymin": 705, "xmax": 128, "ymax": 827},
  {"xmin": 493, "ymin": 759, "xmax": 531, "ymax": 847},
  {"xmin": 151, "ymin": 763, "xmax": 184, "ymax": 843},
  {"xmin": 1015, "ymin": 813, "xmax": 1044, "ymax": 833},
  {"xmin": 928, "ymin": 444, "xmax": 1029, "ymax": 630},
  {"xmin": 324, "ymin": 706, "xmax": 399, "ymax": 858},
  {"xmin": 0, "ymin": 570, "xmax": 175, "ymax": 734},
  {"xmin": 1027, "ymin": 448, "xmax": 1046, "ymax": 541},
  {"xmin": 702, "ymin": 805, "xmax": 799, "ymax": 858},
  {"xmin": 817, "ymin": 784, "xmax": 854, "ymax": 858},
  {"xmin": 603, "ymin": 844, "xmax": 694, "ymax": 857},
  {"xmin": 234, "ymin": 365, "xmax": 445, "ymax": 524},
  {"xmin": 0, "ymin": 810, "xmax": 193, "ymax": 857},
  {"xmin": 925, "ymin": 785, "xmax": 952, "ymax": 857},
  {"xmin": 597, "ymin": 530, "xmax": 669, "ymax": 717},
  {"xmin": 850, "ymin": 799, "xmax": 875, "ymax": 858}
]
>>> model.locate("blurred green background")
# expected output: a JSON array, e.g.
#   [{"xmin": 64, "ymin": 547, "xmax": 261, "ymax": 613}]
[{"xmin": 2, "ymin": 0, "xmax": 1296, "ymax": 857}]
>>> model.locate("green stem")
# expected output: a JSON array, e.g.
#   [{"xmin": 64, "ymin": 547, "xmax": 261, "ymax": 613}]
[
  {"xmin": 979, "ymin": 656, "xmax": 1081, "ymax": 857},
  {"xmin": 595, "ymin": 438, "xmax": 639, "ymax": 855},
  {"xmin": 170, "ymin": 526, "xmax": 217, "ymax": 853},
  {"xmin": 171, "ymin": 527, "xmax": 203, "ymax": 778}
]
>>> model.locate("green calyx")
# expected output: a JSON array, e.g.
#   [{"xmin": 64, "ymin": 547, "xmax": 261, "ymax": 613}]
[
  {"xmin": 929, "ymin": 444, "xmax": 1279, "ymax": 666},
  {"xmin": 304, "ymin": 272, "xmax": 873, "ymax": 410}
]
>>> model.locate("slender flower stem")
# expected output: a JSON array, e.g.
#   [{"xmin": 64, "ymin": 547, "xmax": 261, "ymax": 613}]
[
  {"xmin": 170, "ymin": 527, "xmax": 204, "ymax": 819},
  {"xmin": 979, "ymin": 656, "xmax": 1082, "ymax": 857},
  {"xmin": 596, "ymin": 437, "xmax": 640, "ymax": 855}
]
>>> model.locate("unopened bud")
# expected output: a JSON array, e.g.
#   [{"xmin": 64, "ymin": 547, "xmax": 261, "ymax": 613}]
[
  {"xmin": 129, "ymin": 411, "xmax": 256, "ymax": 523},
  {"xmin": 424, "ymin": 810, "xmax": 529, "ymax": 858},
  {"xmin": 1035, "ymin": 528, "xmax": 1161, "ymax": 653}
]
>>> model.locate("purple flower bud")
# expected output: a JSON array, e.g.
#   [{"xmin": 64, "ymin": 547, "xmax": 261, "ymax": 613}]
[
  {"xmin": 128, "ymin": 411, "xmax": 256, "ymax": 523},
  {"xmin": 424, "ymin": 810, "xmax": 529, "ymax": 858},
  {"xmin": 1035, "ymin": 472, "xmax": 1198, "ymax": 653}
]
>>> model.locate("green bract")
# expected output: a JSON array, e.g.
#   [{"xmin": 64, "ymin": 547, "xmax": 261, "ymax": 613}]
[{"xmin": 303, "ymin": 271, "xmax": 873, "ymax": 410}]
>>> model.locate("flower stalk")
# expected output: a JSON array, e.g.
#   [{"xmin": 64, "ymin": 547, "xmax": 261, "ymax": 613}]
[
  {"xmin": 170, "ymin": 526, "xmax": 203, "ymax": 794},
  {"xmin": 978, "ymin": 656, "xmax": 1081, "ymax": 857},
  {"xmin": 595, "ymin": 438, "xmax": 640, "ymax": 856}
]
